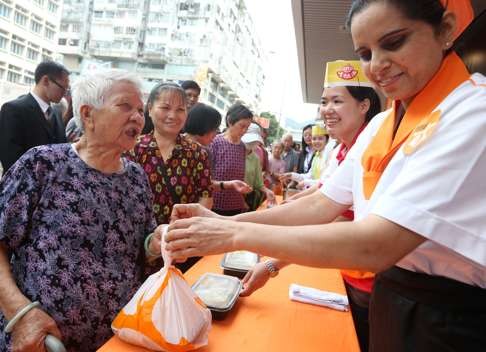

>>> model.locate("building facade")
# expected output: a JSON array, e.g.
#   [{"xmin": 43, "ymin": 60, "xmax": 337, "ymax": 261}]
[
  {"xmin": 58, "ymin": 0, "xmax": 265, "ymax": 112},
  {"xmin": 0, "ymin": 0, "xmax": 63, "ymax": 104}
]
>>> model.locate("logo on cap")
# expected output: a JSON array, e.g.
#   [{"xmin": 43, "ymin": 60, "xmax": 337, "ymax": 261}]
[{"xmin": 337, "ymin": 65, "xmax": 358, "ymax": 80}]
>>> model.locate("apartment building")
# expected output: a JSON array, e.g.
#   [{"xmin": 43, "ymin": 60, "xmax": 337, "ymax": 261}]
[
  {"xmin": 0, "ymin": 0, "xmax": 62, "ymax": 104},
  {"xmin": 58, "ymin": 0, "xmax": 265, "ymax": 112}
]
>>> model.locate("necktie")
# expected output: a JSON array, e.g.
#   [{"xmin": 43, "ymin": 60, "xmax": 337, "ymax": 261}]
[{"xmin": 45, "ymin": 106, "xmax": 54, "ymax": 128}]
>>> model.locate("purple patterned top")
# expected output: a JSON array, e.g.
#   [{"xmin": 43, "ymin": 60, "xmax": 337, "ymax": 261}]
[
  {"xmin": 0, "ymin": 144, "xmax": 156, "ymax": 351},
  {"xmin": 209, "ymin": 134, "xmax": 246, "ymax": 211}
]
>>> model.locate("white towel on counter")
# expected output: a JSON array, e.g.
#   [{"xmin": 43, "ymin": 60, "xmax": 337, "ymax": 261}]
[{"xmin": 289, "ymin": 283, "xmax": 349, "ymax": 312}]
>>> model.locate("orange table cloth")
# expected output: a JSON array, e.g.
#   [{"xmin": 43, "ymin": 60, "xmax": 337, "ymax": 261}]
[{"xmin": 99, "ymin": 255, "xmax": 360, "ymax": 352}]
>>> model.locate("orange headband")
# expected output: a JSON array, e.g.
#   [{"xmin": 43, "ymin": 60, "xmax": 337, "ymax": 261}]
[{"xmin": 440, "ymin": 0, "xmax": 474, "ymax": 40}]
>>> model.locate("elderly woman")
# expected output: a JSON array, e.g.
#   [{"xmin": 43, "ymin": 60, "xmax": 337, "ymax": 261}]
[
  {"xmin": 166, "ymin": 1, "xmax": 486, "ymax": 351},
  {"xmin": 0, "ymin": 70, "xmax": 161, "ymax": 351}
]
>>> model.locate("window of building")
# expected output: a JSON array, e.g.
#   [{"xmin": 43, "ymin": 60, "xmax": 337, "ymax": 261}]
[
  {"xmin": 94, "ymin": 11, "xmax": 103, "ymax": 18},
  {"xmin": 69, "ymin": 39, "xmax": 79, "ymax": 46},
  {"xmin": 208, "ymin": 92, "xmax": 216, "ymax": 103},
  {"xmin": 48, "ymin": 1, "xmax": 58, "ymax": 13},
  {"xmin": 216, "ymin": 98, "xmax": 225, "ymax": 109},
  {"xmin": 126, "ymin": 27, "xmax": 136, "ymax": 35},
  {"xmin": 7, "ymin": 70, "xmax": 21, "ymax": 83},
  {"xmin": 72, "ymin": 23, "xmax": 81, "ymax": 33},
  {"xmin": 27, "ymin": 47, "xmax": 39, "ymax": 60},
  {"xmin": 24, "ymin": 75, "xmax": 35, "ymax": 85},
  {"xmin": 10, "ymin": 41, "xmax": 24, "ymax": 56},
  {"xmin": 58, "ymin": 38, "xmax": 66, "ymax": 45},
  {"xmin": 0, "ymin": 35, "xmax": 8, "ymax": 50},
  {"xmin": 33, "ymin": 0, "xmax": 45, "ymax": 7},
  {"xmin": 45, "ymin": 28, "xmax": 55, "ymax": 40},
  {"xmin": 60, "ymin": 23, "xmax": 69, "ymax": 32},
  {"xmin": 114, "ymin": 26, "xmax": 123, "ymax": 34},
  {"xmin": 105, "ymin": 11, "xmax": 114, "ymax": 18},
  {"xmin": 0, "ymin": 3, "xmax": 12, "ymax": 19},
  {"xmin": 23, "ymin": 70, "xmax": 34, "ymax": 85},
  {"xmin": 0, "ymin": 67, "xmax": 5, "ymax": 80},
  {"xmin": 13, "ymin": 11, "xmax": 27, "ymax": 26},
  {"xmin": 30, "ymin": 20, "xmax": 42, "ymax": 33}
]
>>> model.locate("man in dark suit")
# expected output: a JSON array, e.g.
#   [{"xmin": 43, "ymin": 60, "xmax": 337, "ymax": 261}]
[{"xmin": 0, "ymin": 61, "xmax": 70, "ymax": 173}]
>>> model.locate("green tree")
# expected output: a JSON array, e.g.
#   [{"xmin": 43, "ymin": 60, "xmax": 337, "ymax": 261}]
[{"xmin": 260, "ymin": 111, "xmax": 285, "ymax": 146}]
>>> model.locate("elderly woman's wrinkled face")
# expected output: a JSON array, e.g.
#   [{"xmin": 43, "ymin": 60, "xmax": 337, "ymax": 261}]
[
  {"xmin": 351, "ymin": 2, "xmax": 447, "ymax": 106},
  {"xmin": 90, "ymin": 81, "xmax": 144, "ymax": 151},
  {"xmin": 282, "ymin": 135, "xmax": 293, "ymax": 151},
  {"xmin": 150, "ymin": 90, "xmax": 187, "ymax": 138}
]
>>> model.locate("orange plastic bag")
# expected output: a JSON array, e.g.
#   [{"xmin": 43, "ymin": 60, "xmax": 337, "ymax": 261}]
[{"xmin": 112, "ymin": 225, "xmax": 211, "ymax": 351}]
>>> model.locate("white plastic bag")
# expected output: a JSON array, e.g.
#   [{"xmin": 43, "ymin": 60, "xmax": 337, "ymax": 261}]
[{"xmin": 112, "ymin": 225, "xmax": 211, "ymax": 351}]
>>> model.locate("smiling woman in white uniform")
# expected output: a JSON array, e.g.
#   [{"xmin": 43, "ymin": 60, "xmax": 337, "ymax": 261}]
[{"xmin": 164, "ymin": 1, "xmax": 486, "ymax": 351}]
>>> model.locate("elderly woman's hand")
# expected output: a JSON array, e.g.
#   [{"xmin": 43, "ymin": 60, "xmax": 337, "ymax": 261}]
[
  {"xmin": 165, "ymin": 217, "xmax": 239, "ymax": 260},
  {"xmin": 170, "ymin": 203, "xmax": 221, "ymax": 223},
  {"xmin": 11, "ymin": 307, "xmax": 62, "ymax": 352}
]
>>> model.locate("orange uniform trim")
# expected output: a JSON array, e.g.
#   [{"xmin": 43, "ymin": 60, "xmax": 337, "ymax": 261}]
[
  {"xmin": 361, "ymin": 52, "xmax": 470, "ymax": 199},
  {"xmin": 441, "ymin": 0, "xmax": 474, "ymax": 40}
]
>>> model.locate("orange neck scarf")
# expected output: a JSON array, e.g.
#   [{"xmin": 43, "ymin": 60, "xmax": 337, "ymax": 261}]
[{"xmin": 361, "ymin": 52, "xmax": 470, "ymax": 199}]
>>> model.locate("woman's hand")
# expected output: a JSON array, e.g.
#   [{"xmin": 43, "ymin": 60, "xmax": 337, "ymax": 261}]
[
  {"xmin": 229, "ymin": 180, "xmax": 252, "ymax": 194},
  {"xmin": 240, "ymin": 262, "xmax": 271, "ymax": 297},
  {"xmin": 11, "ymin": 307, "xmax": 62, "ymax": 352},
  {"xmin": 166, "ymin": 217, "xmax": 239, "ymax": 260},
  {"xmin": 170, "ymin": 203, "xmax": 220, "ymax": 222}
]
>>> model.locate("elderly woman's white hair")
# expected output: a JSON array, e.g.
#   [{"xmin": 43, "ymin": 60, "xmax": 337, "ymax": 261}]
[{"xmin": 72, "ymin": 69, "xmax": 143, "ymax": 132}]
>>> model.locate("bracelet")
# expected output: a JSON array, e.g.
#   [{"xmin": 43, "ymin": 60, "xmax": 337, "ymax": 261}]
[
  {"xmin": 4, "ymin": 301, "xmax": 41, "ymax": 333},
  {"xmin": 144, "ymin": 233, "xmax": 161, "ymax": 258},
  {"xmin": 220, "ymin": 181, "xmax": 225, "ymax": 190}
]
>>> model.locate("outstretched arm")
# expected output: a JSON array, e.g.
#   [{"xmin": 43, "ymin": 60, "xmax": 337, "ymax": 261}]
[{"xmin": 166, "ymin": 213, "xmax": 425, "ymax": 273}]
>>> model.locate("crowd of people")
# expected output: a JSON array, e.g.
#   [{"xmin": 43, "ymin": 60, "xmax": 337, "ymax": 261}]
[{"xmin": 0, "ymin": 0, "xmax": 484, "ymax": 351}]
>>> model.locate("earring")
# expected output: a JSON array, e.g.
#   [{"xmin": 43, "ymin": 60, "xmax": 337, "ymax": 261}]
[{"xmin": 445, "ymin": 41, "xmax": 451, "ymax": 49}]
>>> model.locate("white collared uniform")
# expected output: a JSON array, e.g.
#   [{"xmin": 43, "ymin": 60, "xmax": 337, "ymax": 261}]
[{"xmin": 321, "ymin": 73, "xmax": 486, "ymax": 288}]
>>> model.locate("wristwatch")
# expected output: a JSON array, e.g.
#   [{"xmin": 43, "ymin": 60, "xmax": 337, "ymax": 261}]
[{"xmin": 264, "ymin": 260, "xmax": 279, "ymax": 278}]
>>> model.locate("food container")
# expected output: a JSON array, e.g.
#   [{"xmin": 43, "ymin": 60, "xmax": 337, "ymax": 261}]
[
  {"xmin": 221, "ymin": 251, "xmax": 259, "ymax": 279},
  {"xmin": 192, "ymin": 273, "xmax": 242, "ymax": 320}
]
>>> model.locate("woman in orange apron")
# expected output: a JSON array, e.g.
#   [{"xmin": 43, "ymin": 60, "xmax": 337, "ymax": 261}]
[{"xmin": 165, "ymin": 1, "xmax": 485, "ymax": 350}]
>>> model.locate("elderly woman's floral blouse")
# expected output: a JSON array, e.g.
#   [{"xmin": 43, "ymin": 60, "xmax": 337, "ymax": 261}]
[
  {"xmin": 0, "ymin": 144, "xmax": 156, "ymax": 351},
  {"xmin": 128, "ymin": 133, "xmax": 212, "ymax": 225}
]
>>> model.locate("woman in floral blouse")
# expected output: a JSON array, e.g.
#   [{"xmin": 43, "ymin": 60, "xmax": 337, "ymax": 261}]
[
  {"xmin": 128, "ymin": 83, "xmax": 212, "ymax": 272},
  {"xmin": 129, "ymin": 83, "xmax": 212, "ymax": 225},
  {"xmin": 0, "ymin": 70, "xmax": 160, "ymax": 351}
]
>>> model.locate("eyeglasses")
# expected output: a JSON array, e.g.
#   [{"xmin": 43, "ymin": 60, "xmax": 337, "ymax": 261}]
[{"xmin": 49, "ymin": 77, "xmax": 70, "ymax": 95}]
